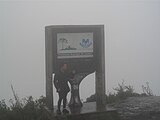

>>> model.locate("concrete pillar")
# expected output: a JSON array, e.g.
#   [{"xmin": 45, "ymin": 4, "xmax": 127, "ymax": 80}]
[
  {"xmin": 95, "ymin": 26, "xmax": 106, "ymax": 109},
  {"xmin": 45, "ymin": 27, "xmax": 54, "ymax": 111}
]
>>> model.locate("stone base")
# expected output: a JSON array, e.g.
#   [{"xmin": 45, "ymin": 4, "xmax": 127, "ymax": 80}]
[{"xmin": 54, "ymin": 102, "xmax": 120, "ymax": 120}]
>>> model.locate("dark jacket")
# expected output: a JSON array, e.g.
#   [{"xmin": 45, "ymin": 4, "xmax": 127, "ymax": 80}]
[{"xmin": 54, "ymin": 71, "xmax": 74, "ymax": 94}]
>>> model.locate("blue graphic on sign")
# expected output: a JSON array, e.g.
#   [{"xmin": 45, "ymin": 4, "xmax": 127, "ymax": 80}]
[{"xmin": 80, "ymin": 39, "xmax": 92, "ymax": 48}]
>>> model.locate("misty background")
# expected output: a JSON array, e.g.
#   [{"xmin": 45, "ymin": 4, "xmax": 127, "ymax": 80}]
[{"xmin": 1, "ymin": 0, "xmax": 160, "ymax": 105}]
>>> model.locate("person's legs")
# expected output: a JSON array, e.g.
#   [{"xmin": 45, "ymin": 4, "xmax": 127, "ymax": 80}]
[
  {"xmin": 63, "ymin": 93, "xmax": 68, "ymax": 109},
  {"xmin": 58, "ymin": 98, "xmax": 62, "ymax": 110},
  {"xmin": 62, "ymin": 92, "xmax": 69, "ymax": 113},
  {"xmin": 57, "ymin": 92, "xmax": 63, "ymax": 114}
]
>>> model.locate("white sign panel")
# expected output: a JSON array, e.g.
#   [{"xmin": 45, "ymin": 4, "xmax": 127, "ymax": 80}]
[{"xmin": 57, "ymin": 33, "xmax": 93, "ymax": 59}]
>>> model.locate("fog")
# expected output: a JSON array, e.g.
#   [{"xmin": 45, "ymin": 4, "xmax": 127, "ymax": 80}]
[{"xmin": 1, "ymin": 0, "xmax": 160, "ymax": 105}]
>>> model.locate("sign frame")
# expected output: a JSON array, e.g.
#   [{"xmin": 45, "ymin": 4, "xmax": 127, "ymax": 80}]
[{"xmin": 51, "ymin": 26, "xmax": 100, "ymax": 73}]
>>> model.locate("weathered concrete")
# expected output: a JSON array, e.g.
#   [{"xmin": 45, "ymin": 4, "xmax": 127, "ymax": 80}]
[
  {"xmin": 45, "ymin": 25, "xmax": 106, "ymax": 111},
  {"xmin": 54, "ymin": 102, "xmax": 120, "ymax": 120},
  {"xmin": 45, "ymin": 27, "xmax": 54, "ymax": 110},
  {"xmin": 95, "ymin": 25, "xmax": 106, "ymax": 108},
  {"xmin": 69, "ymin": 73, "xmax": 89, "ymax": 107}
]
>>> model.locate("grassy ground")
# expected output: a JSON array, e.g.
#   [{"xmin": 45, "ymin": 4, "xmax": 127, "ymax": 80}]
[{"xmin": 0, "ymin": 81, "xmax": 153, "ymax": 120}]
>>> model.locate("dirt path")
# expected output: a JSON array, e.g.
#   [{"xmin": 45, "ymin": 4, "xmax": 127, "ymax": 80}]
[{"xmin": 110, "ymin": 96, "xmax": 160, "ymax": 120}]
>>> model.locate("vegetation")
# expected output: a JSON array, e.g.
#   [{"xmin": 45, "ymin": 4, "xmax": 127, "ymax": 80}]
[
  {"xmin": 0, "ymin": 96, "xmax": 53, "ymax": 120},
  {"xmin": 142, "ymin": 82, "xmax": 153, "ymax": 96},
  {"xmin": 86, "ymin": 81, "xmax": 153, "ymax": 103},
  {"xmin": 0, "ymin": 82, "xmax": 153, "ymax": 120}
]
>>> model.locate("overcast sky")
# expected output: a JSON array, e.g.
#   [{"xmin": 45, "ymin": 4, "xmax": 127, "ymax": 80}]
[{"xmin": 1, "ymin": 0, "xmax": 160, "ymax": 105}]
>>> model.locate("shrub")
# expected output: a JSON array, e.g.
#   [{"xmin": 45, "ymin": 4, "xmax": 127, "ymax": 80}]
[
  {"xmin": 142, "ymin": 82, "xmax": 153, "ymax": 96},
  {"xmin": 86, "ymin": 81, "xmax": 145, "ymax": 103},
  {"xmin": 0, "ymin": 96, "xmax": 52, "ymax": 120},
  {"xmin": 86, "ymin": 94, "xmax": 96, "ymax": 102}
]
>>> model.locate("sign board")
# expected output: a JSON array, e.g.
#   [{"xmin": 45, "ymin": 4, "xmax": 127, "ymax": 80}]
[
  {"xmin": 57, "ymin": 33, "xmax": 93, "ymax": 59},
  {"xmin": 45, "ymin": 25, "xmax": 105, "ymax": 73}
]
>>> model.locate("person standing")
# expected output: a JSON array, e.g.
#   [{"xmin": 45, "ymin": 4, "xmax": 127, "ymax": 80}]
[{"xmin": 54, "ymin": 63, "xmax": 74, "ymax": 115}]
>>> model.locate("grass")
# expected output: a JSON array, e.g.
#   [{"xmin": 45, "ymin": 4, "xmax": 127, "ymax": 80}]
[
  {"xmin": 0, "ymin": 96, "xmax": 53, "ymax": 120},
  {"xmin": 0, "ymin": 81, "xmax": 153, "ymax": 120},
  {"xmin": 86, "ymin": 81, "xmax": 153, "ymax": 104}
]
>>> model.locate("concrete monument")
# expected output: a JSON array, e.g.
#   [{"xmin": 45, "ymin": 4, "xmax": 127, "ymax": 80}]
[{"xmin": 45, "ymin": 25, "xmax": 106, "ymax": 111}]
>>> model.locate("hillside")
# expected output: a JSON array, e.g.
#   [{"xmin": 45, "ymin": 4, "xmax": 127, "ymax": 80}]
[{"xmin": 110, "ymin": 96, "xmax": 160, "ymax": 120}]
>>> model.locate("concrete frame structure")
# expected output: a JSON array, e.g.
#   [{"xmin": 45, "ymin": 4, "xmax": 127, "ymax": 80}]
[{"xmin": 45, "ymin": 25, "xmax": 105, "ymax": 111}]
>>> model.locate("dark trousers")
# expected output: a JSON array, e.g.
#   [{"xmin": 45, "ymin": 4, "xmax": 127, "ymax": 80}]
[{"xmin": 57, "ymin": 92, "xmax": 68, "ymax": 110}]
